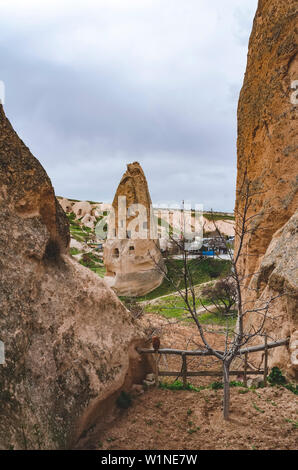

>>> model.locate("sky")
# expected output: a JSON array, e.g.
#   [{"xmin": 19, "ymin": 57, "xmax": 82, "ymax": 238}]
[{"xmin": 0, "ymin": 0, "xmax": 258, "ymax": 212}]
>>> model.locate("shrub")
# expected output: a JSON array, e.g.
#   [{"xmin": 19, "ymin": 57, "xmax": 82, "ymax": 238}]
[
  {"xmin": 201, "ymin": 278, "xmax": 237, "ymax": 317},
  {"xmin": 268, "ymin": 367, "xmax": 287, "ymax": 385},
  {"xmin": 268, "ymin": 367, "xmax": 298, "ymax": 395},
  {"xmin": 70, "ymin": 247, "xmax": 80, "ymax": 256},
  {"xmin": 210, "ymin": 381, "xmax": 223, "ymax": 390}
]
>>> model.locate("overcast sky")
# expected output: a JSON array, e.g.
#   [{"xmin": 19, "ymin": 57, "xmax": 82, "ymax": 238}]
[{"xmin": 0, "ymin": 0, "xmax": 258, "ymax": 211}]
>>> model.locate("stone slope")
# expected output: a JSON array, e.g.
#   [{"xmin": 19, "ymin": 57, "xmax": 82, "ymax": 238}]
[
  {"xmin": 247, "ymin": 212, "xmax": 298, "ymax": 378},
  {"xmin": 0, "ymin": 105, "xmax": 147, "ymax": 449}
]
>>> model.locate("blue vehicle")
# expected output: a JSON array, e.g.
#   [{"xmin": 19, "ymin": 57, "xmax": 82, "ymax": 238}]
[{"xmin": 202, "ymin": 250, "xmax": 215, "ymax": 256}]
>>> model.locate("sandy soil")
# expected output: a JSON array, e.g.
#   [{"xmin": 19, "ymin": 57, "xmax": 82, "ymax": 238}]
[
  {"xmin": 79, "ymin": 313, "xmax": 297, "ymax": 450},
  {"xmin": 94, "ymin": 386, "xmax": 297, "ymax": 450}
]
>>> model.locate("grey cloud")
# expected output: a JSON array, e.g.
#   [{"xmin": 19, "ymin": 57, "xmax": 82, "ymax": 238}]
[{"xmin": 0, "ymin": 0, "xmax": 258, "ymax": 212}]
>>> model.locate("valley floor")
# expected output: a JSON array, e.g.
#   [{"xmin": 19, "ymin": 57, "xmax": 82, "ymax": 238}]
[
  {"xmin": 77, "ymin": 313, "xmax": 297, "ymax": 451},
  {"xmin": 93, "ymin": 386, "xmax": 297, "ymax": 450}
]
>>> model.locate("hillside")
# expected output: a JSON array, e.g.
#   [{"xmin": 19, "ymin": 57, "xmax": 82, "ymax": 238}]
[
  {"xmin": 76, "ymin": 313, "xmax": 298, "ymax": 450},
  {"xmin": 57, "ymin": 196, "xmax": 235, "ymax": 284}
]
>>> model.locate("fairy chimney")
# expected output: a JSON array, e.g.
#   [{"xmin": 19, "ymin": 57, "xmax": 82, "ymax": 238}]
[
  {"xmin": 103, "ymin": 162, "xmax": 165, "ymax": 296},
  {"xmin": 0, "ymin": 106, "xmax": 148, "ymax": 449}
]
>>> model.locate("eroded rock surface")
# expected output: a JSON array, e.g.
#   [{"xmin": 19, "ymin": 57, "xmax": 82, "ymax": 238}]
[
  {"xmin": 0, "ymin": 105, "xmax": 147, "ymax": 449},
  {"xmin": 246, "ymin": 213, "xmax": 298, "ymax": 378},
  {"xmin": 235, "ymin": 0, "xmax": 298, "ymax": 373},
  {"xmin": 235, "ymin": 0, "xmax": 298, "ymax": 283},
  {"xmin": 104, "ymin": 162, "xmax": 165, "ymax": 297}
]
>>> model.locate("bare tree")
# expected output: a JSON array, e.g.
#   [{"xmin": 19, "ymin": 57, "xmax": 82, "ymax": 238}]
[{"xmin": 150, "ymin": 179, "xmax": 284, "ymax": 420}]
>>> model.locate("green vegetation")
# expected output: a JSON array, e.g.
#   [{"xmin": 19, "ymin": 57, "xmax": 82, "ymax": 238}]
[
  {"xmin": 138, "ymin": 258, "xmax": 236, "ymax": 327},
  {"xmin": 145, "ymin": 418, "xmax": 153, "ymax": 426},
  {"xmin": 155, "ymin": 401, "xmax": 163, "ymax": 409},
  {"xmin": 284, "ymin": 418, "xmax": 298, "ymax": 429},
  {"xmin": 144, "ymin": 295, "xmax": 237, "ymax": 326},
  {"xmin": 268, "ymin": 367, "xmax": 287, "ymax": 386},
  {"xmin": 209, "ymin": 381, "xmax": 224, "ymax": 390},
  {"xmin": 69, "ymin": 247, "xmax": 80, "ymax": 256},
  {"xmin": 66, "ymin": 212, "xmax": 107, "ymax": 278},
  {"xmin": 268, "ymin": 367, "xmax": 298, "ymax": 395},
  {"xmin": 159, "ymin": 379, "xmax": 247, "ymax": 392},
  {"xmin": 252, "ymin": 402, "xmax": 265, "ymax": 413},
  {"xmin": 187, "ymin": 427, "xmax": 200, "ymax": 434},
  {"xmin": 79, "ymin": 252, "xmax": 106, "ymax": 278},
  {"xmin": 230, "ymin": 381, "xmax": 245, "ymax": 387},
  {"xmin": 67, "ymin": 212, "xmax": 94, "ymax": 243},
  {"xmin": 238, "ymin": 388, "xmax": 249, "ymax": 394},
  {"xmin": 203, "ymin": 212, "xmax": 235, "ymax": 221},
  {"xmin": 144, "ymin": 295, "xmax": 210, "ymax": 319},
  {"xmin": 159, "ymin": 380, "xmax": 205, "ymax": 392},
  {"xmin": 66, "ymin": 198, "xmax": 81, "ymax": 203},
  {"xmin": 90, "ymin": 266, "xmax": 106, "ymax": 278},
  {"xmin": 137, "ymin": 258, "xmax": 231, "ymax": 302},
  {"xmin": 193, "ymin": 311, "xmax": 237, "ymax": 327}
]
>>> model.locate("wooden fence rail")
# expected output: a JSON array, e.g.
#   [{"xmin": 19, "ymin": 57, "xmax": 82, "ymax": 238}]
[
  {"xmin": 137, "ymin": 338, "xmax": 289, "ymax": 357},
  {"xmin": 138, "ymin": 337, "xmax": 289, "ymax": 387}
]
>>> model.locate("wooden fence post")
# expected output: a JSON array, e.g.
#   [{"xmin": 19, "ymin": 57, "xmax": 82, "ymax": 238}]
[
  {"xmin": 264, "ymin": 334, "xmax": 268, "ymax": 386},
  {"xmin": 244, "ymin": 352, "xmax": 248, "ymax": 387},
  {"xmin": 182, "ymin": 353, "xmax": 187, "ymax": 388},
  {"xmin": 154, "ymin": 352, "xmax": 159, "ymax": 388}
]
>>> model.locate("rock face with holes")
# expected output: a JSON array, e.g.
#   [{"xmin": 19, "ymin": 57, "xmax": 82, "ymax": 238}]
[
  {"xmin": 59, "ymin": 197, "xmax": 73, "ymax": 214},
  {"xmin": 0, "ymin": 104, "xmax": 149, "ymax": 449},
  {"xmin": 235, "ymin": 0, "xmax": 298, "ymax": 376},
  {"xmin": 71, "ymin": 201, "xmax": 93, "ymax": 220},
  {"xmin": 103, "ymin": 162, "xmax": 165, "ymax": 296}
]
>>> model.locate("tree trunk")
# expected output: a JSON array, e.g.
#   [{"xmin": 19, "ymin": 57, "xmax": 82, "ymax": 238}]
[{"xmin": 223, "ymin": 361, "xmax": 230, "ymax": 420}]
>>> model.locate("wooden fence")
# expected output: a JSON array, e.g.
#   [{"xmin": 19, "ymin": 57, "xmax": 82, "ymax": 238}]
[{"xmin": 138, "ymin": 337, "xmax": 289, "ymax": 388}]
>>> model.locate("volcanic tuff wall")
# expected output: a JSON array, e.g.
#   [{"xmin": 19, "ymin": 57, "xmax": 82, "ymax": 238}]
[
  {"xmin": 235, "ymin": 0, "xmax": 298, "ymax": 376},
  {"xmin": 0, "ymin": 105, "xmax": 147, "ymax": 449}
]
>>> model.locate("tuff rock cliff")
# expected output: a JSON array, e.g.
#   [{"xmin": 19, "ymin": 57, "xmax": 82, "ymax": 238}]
[
  {"xmin": 0, "ymin": 105, "xmax": 148, "ymax": 449},
  {"xmin": 235, "ymin": 0, "xmax": 298, "ymax": 377},
  {"xmin": 104, "ymin": 162, "xmax": 165, "ymax": 296}
]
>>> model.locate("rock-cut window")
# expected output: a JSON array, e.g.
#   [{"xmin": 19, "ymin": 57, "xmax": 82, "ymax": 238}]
[
  {"xmin": 113, "ymin": 248, "xmax": 119, "ymax": 258},
  {"xmin": 129, "ymin": 246, "xmax": 135, "ymax": 255}
]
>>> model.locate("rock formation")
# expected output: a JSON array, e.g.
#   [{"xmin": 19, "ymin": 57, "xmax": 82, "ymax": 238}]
[
  {"xmin": 103, "ymin": 162, "xmax": 165, "ymax": 297},
  {"xmin": 0, "ymin": 105, "xmax": 148, "ymax": 449},
  {"xmin": 202, "ymin": 217, "xmax": 234, "ymax": 238},
  {"xmin": 247, "ymin": 213, "xmax": 298, "ymax": 378},
  {"xmin": 59, "ymin": 197, "xmax": 73, "ymax": 214},
  {"xmin": 81, "ymin": 213, "xmax": 97, "ymax": 229},
  {"xmin": 72, "ymin": 201, "xmax": 93, "ymax": 220},
  {"xmin": 235, "ymin": 0, "xmax": 298, "ymax": 376}
]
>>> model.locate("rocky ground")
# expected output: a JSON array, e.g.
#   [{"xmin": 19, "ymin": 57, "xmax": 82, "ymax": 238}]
[
  {"xmin": 77, "ymin": 313, "xmax": 297, "ymax": 451},
  {"xmin": 94, "ymin": 386, "xmax": 297, "ymax": 451}
]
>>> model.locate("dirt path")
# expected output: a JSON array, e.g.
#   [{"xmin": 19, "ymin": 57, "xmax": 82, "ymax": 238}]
[
  {"xmin": 141, "ymin": 280, "xmax": 215, "ymax": 306},
  {"xmin": 77, "ymin": 312, "xmax": 297, "ymax": 450},
  {"xmin": 90, "ymin": 386, "xmax": 297, "ymax": 450}
]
